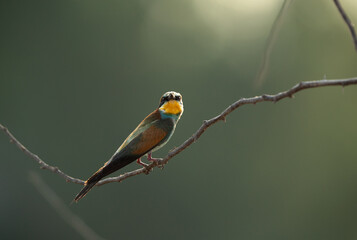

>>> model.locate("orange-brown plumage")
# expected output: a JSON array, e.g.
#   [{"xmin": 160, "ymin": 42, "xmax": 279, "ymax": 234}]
[{"xmin": 131, "ymin": 125, "xmax": 166, "ymax": 155}]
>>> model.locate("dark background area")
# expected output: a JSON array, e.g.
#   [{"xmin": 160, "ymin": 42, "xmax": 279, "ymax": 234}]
[{"xmin": 1, "ymin": 0, "xmax": 357, "ymax": 239}]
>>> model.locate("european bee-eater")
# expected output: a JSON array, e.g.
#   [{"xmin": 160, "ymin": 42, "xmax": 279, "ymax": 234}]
[{"xmin": 74, "ymin": 91, "xmax": 183, "ymax": 202}]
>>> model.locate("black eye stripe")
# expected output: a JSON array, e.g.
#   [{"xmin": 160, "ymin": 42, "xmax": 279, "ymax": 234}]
[{"xmin": 159, "ymin": 93, "xmax": 182, "ymax": 107}]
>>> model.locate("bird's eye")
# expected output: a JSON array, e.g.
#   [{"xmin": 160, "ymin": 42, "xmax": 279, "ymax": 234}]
[{"xmin": 175, "ymin": 96, "xmax": 181, "ymax": 101}]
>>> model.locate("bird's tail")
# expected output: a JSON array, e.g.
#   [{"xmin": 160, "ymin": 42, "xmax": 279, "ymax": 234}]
[{"xmin": 74, "ymin": 167, "xmax": 105, "ymax": 202}]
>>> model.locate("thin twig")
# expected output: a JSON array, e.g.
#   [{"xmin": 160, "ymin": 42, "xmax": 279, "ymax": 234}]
[
  {"xmin": 333, "ymin": 0, "xmax": 357, "ymax": 52},
  {"xmin": 254, "ymin": 0, "xmax": 294, "ymax": 87},
  {"xmin": 1, "ymin": 77, "xmax": 357, "ymax": 186},
  {"xmin": 28, "ymin": 171, "xmax": 106, "ymax": 240},
  {"xmin": 0, "ymin": 125, "xmax": 84, "ymax": 185}
]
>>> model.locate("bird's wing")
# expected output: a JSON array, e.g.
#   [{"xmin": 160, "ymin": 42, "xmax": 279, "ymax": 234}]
[
  {"xmin": 129, "ymin": 124, "xmax": 167, "ymax": 156},
  {"xmin": 114, "ymin": 110, "xmax": 162, "ymax": 154}
]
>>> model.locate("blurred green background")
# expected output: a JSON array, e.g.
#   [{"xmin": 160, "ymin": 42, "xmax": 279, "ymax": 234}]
[{"xmin": 1, "ymin": 0, "xmax": 357, "ymax": 239}]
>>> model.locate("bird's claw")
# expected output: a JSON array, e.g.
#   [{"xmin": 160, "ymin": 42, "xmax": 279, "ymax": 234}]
[
  {"xmin": 145, "ymin": 153, "xmax": 165, "ymax": 170},
  {"xmin": 137, "ymin": 158, "xmax": 149, "ymax": 167}
]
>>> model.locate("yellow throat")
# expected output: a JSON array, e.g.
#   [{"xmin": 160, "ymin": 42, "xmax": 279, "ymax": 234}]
[{"xmin": 159, "ymin": 100, "xmax": 182, "ymax": 115}]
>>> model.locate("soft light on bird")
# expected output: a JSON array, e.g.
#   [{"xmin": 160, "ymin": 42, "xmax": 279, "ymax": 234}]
[{"xmin": 74, "ymin": 91, "xmax": 183, "ymax": 202}]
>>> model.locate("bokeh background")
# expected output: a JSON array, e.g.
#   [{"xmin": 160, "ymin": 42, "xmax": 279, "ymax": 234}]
[{"xmin": 1, "ymin": 0, "xmax": 357, "ymax": 239}]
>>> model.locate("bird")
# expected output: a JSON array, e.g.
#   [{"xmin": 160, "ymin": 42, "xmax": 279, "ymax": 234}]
[{"xmin": 73, "ymin": 91, "xmax": 184, "ymax": 202}]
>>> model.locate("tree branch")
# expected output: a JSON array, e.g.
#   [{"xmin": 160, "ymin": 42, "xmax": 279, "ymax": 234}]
[
  {"xmin": 255, "ymin": 0, "xmax": 357, "ymax": 87},
  {"xmin": 1, "ymin": 77, "xmax": 357, "ymax": 187},
  {"xmin": 254, "ymin": 0, "xmax": 294, "ymax": 87},
  {"xmin": 0, "ymin": 124, "xmax": 85, "ymax": 185},
  {"xmin": 333, "ymin": 0, "xmax": 357, "ymax": 52}
]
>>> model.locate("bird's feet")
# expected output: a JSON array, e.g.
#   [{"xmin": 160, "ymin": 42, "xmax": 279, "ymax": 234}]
[
  {"xmin": 136, "ymin": 158, "xmax": 148, "ymax": 167},
  {"xmin": 136, "ymin": 158, "xmax": 152, "ymax": 175},
  {"xmin": 147, "ymin": 152, "xmax": 164, "ymax": 169}
]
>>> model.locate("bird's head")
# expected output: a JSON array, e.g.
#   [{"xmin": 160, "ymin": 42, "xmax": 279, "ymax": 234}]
[{"xmin": 158, "ymin": 91, "xmax": 184, "ymax": 118}]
